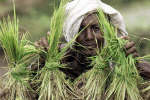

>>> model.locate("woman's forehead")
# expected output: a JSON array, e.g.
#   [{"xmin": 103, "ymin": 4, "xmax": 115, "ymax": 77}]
[{"xmin": 81, "ymin": 13, "xmax": 99, "ymax": 26}]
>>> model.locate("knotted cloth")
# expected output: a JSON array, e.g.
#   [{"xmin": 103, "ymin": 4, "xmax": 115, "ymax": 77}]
[{"xmin": 63, "ymin": 0, "xmax": 128, "ymax": 42}]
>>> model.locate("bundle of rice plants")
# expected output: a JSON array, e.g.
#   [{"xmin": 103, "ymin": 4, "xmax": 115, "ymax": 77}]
[
  {"xmin": 37, "ymin": 0, "xmax": 75, "ymax": 100},
  {"xmin": 81, "ymin": 53, "xmax": 110, "ymax": 100},
  {"xmin": 96, "ymin": 9, "xmax": 143, "ymax": 100},
  {"xmin": 0, "ymin": 3, "xmax": 39, "ymax": 100},
  {"xmin": 74, "ymin": 44, "xmax": 113, "ymax": 100}
]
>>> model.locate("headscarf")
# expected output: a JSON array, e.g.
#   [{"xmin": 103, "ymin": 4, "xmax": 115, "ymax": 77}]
[{"xmin": 63, "ymin": 0, "xmax": 128, "ymax": 42}]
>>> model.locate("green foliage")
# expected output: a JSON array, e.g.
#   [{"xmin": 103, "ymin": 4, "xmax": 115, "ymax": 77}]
[
  {"xmin": 97, "ymin": 9, "xmax": 142, "ymax": 100},
  {"xmin": 80, "ymin": 9, "xmax": 145, "ymax": 100},
  {"xmin": 38, "ymin": 0, "xmax": 73, "ymax": 100},
  {"xmin": 0, "ymin": 2, "xmax": 39, "ymax": 100},
  {"xmin": 47, "ymin": 0, "xmax": 66, "ymax": 56}
]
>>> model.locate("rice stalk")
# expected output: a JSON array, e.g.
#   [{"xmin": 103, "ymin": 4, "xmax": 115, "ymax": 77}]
[
  {"xmin": 137, "ymin": 54, "xmax": 150, "ymax": 61},
  {"xmin": 97, "ymin": 9, "xmax": 143, "ymax": 100},
  {"xmin": 141, "ymin": 82, "xmax": 150, "ymax": 93},
  {"xmin": 38, "ymin": 0, "xmax": 74, "ymax": 100},
  {"xmin": 0, "ymin": 2, "xmax": 39, "ymax": 99}
]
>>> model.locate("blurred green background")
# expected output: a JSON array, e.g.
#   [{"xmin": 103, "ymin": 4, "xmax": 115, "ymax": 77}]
[{"xmin": 0, "ymin": 0, "xmax": 150, "ymax": 56}]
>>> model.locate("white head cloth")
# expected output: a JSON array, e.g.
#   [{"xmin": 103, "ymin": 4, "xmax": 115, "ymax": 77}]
[{"xmin": 63, "ymin": 0, "xmax": 128, "ymax": 42}]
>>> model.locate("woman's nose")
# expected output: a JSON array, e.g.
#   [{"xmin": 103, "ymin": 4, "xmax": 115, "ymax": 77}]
[{"xmin": 86, "ymin": 28, "xmax": 94, "ymax": 40}]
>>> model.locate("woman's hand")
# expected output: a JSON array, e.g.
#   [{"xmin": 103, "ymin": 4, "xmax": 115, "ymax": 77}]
[
  {"xmin": 121, "ymin": 36, "xmax": 139, "ymax": 58},
  {"xmin": 34, "ymin": 32, "xmax": 50, "ymax": 51},
  {"xmin": 33, "ymin": 32, "xmax": 50, "ymax": 70},
  {"xmin": 137, "ymin": 61, "xmax": 150, "ymax": 79},
  {"xmin": 0, "ymin": 89, "xmax": 9, "ymax": 99},
  {"xmin": 34, "ymin": 37, "xmax": 49, "ymax": 51},
  {"xmin": 121, "ymin": 36, "xmax": 150, "ymax": 79}
]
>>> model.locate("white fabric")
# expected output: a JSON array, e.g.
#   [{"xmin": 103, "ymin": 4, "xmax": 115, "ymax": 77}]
[{"xmin": 63, "ymin": 0, "xmax": 128, "ymax": 42}]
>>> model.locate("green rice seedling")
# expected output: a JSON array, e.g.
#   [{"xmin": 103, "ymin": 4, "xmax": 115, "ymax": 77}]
[
  {"xmin": 0, "ymin": 3, "xmax": 39, "ymax": 100},
  {"xmin": 96, "ymin": 9, "xmax": 143, "ymax": 100},
  {"xmin": 37, "ymin": 0, "xmax": 75, "ymax": 100}
]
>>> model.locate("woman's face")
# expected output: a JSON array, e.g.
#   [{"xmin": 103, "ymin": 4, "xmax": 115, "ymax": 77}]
[{"xmin": 76, "ymin": 13, "xmax": 104, "ymax": 56}]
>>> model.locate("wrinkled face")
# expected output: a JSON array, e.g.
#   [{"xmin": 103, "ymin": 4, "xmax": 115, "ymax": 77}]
[{"xmin": 76, "ymin": 13, "xmax": 104, "ymax": 56}]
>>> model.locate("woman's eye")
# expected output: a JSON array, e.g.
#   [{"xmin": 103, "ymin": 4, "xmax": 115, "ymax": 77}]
[
  {"xmin": 92, "ymin": 26, "xmax": 100, "ymax": 33},
  {"xmin": 79, "ymin": 25, "xmax": 84, "ymax": 31}
]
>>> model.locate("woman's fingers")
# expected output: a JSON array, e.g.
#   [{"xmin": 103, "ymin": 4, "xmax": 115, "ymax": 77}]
[
  {"xmin": 125, "ymin": 41, "xmax": 135, "ymax": 49},
  {"xmin": 133, "ymin": 52, "xmax": 139, "ymax": 58},
  {"xmin": 124, "ymin": 40, "xmax": 139, "ymax": 57},
  {"xmin": 120, "ymin": 36, "xmax": 130, "ymax": 40},
  {"xmin": 34, "ymin": 37, "xmax": 49, "ymax": 51},
  {"xmin": 126, "ymin": 47, "xmax": 136, "ymax": 55},
  {"xmin": 41, "ymin": 37, "xmax": 49, "ymax": 47}
]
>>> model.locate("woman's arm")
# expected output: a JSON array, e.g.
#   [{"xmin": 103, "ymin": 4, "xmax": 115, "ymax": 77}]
[{"xmin": 137, "ymin": 60, "xmax": 150, "ymax": 79}]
